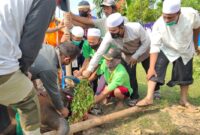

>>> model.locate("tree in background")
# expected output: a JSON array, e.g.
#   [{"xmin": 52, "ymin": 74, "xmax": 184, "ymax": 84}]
[
  {"xmin": 126, "ymin": 0, "xmax": 162, "ymax": 24},
  {"xmin": 93, "ymin": 0, "xmax": 128, "ymax": 18},
  {"xmin": 126, "ymin": 0, "xmax": 199, "ymax": 24},
  {"xmin": 116, "ymin": 0, "xmax": 127, "ymax": 16},
  {"xmin": 93, "ymin": 0, "xmax": 199, "ymax": 22},
  {"xmin": 93, "ymin": 0, "xmax": 103, "ymax": 18},
  {"xmin": 181, "ymin": 0, "xmax": 200, "ymax": 12}
]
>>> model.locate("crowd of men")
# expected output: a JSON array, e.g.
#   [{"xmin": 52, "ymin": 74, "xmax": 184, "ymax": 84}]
[{"xmin": 0, "ymin": 0, "xmax": 200, "ymax": 134}]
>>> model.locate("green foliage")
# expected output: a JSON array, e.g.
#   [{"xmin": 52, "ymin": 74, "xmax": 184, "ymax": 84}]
[
  {"xmin": 93, "ymin": 0, "xmax": 103, "ymax": 18},
  {"xmin": 126, "ymin": 0, "xmax": 132, "ymax": 6},
  {"xmin": 126, "ymin": 0, "xmax": 200, "ymax": 24},
  {"xmin": 193, "ymin": 56, "xmax": 200, "ymax": 79},
  {"xmin": 115, "ymin": 0, "xmax": 128, "ymax": 16},
  {"xmin": 181, "ymin": 0, "xmax": 200, "ymax": 12},
  {"xmin": 69, "ymin": 80, "xmax": 94, "ymax": 123},
  {"xmin": 126, "ymin": 0, "xmax": 162, "ymax": 24}
]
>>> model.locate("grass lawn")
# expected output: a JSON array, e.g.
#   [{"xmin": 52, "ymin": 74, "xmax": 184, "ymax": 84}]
[{"xmin": 86, "ymin": 60, "xmax": 200, "ymax": 135}]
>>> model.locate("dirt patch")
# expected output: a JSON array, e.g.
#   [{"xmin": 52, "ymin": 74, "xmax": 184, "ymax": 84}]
[
  {"xmin": 161, "ymin": 105, "xmax": 200, "ymax": 134},
  {"xmin": 42, "ymin": 103, "xmax": 200, "ymax": 135}
]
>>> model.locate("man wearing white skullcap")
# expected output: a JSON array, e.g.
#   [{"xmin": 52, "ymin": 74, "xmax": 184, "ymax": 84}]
[
  {"xmin": 83, "ymin": 13, "xmax": 161, "ymax": 106},
  {"xmin": 137, "ymin": 0, "xmax": 200, "ymax": 107},
  {"xmin": 74, "ymin": 28, "xmax": 103, "ymax": 80},
  {"xmin": 70, "ymin": 26, "xmax": 88, "ymax": 72},
  {"xmin": 73, "ymin": 28, "xmax": 107, "ymax": 98}
]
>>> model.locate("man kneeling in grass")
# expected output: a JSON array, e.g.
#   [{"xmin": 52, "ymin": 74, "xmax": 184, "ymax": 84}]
[{"xmin": 94, "ymin": 48, "xmax": 133, "ymax": 108}]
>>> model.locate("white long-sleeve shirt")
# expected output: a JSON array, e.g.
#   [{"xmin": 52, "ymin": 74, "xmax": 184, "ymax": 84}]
[
  {"xmin": 150, "ymin": 7, "xmax": 200, "ymax": 65},
  {"xmin": 87, "ymin": 22, "xmax": 151, "ymax": 72},
  {"xmin": 0, "ymin": 0, "xmax": 33, "ymax": 75}
]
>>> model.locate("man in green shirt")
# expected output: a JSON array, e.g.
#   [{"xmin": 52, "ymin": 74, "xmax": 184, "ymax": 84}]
[
  {"xmin": 94, "ymin": 48, "xmax": 133, "ymax": 107},
  {"xmin": 73, "ymin": 28, "xmax": 103, "ymax": 81},
  {"xmin": 72, "ymin": 28, "xmax": 104, "ymax": 93}
]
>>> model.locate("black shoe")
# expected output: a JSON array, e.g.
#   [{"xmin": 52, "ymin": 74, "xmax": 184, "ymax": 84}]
[
  {"xmin": 127, "ymin": 98, "xmax": 139, "ymax": 107},
  {"xmin": 89, "ymin": 104, "xmax": 103, "ymax": 115},
  {"xmin": 154, "ymin": 90, "xmax": 161, "ymax": 100}
]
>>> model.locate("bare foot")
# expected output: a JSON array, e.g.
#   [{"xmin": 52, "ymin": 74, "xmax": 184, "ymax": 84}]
[
  {"xmin": 136, "ymin": 98, "xmax": 153, "ymax": 107},
  {"xmin": 102, "ymin": 98, "xmax": 108, "ymax": 105},
  {"xmin": 179, "ymin": 100, "xmax": 198, "ymax": 112}
]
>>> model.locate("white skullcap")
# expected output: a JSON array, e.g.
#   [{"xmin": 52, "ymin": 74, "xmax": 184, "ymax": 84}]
[
  {"xmin": 71, "ymin": 26, "xmax": 84, "ymax": 37},
  {"xmin": 106, "ymin": 13, "xmax": 124, "ymax": 28},
  {"xmin": 87, "ymin": 28, "xmax": 101, "ymax": 37},
  {"xmin": 162, "ymin": 0, "xmax": 181, "ymax": 14}
]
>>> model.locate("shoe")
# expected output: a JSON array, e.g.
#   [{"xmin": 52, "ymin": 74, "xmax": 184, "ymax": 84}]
[
  {"xmin": 153, "ymin": 90, "xmax": 161, "ymax": 100},
  {"xmin": 89, "ymin": 104, "xmax": 103, "ymax": 115},
  {"xmin": 127, "ymin": 98, "xmax": 139, "ymax": 107}
]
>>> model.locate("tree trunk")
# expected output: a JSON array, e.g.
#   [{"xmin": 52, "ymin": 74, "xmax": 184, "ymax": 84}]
[{"xmin": 69, "ymin": 107, "xmax": 144, "ymax": 134}]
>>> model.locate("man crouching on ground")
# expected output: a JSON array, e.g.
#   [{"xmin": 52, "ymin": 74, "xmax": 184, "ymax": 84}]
[{"xmin": 94, "ymin": 48, "xmax": 133, "ymax": 108}]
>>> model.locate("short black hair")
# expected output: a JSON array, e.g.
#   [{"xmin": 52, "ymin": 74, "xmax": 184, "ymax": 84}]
[
  {"xmin": 111, "ymin": 5, "xmax": 117, "ymax": 11},
  {"xmin": 78, "ymin": 0, "xmax": 90, "ymax": 6},
  {"xmin": 58, "ymin": 42, "xmax": 80, "ymax": 60}
]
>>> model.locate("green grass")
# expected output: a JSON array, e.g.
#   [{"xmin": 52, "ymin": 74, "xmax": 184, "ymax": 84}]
[{"xmin": 137, "ymin": 63, "xmax": 200, "ymax": 106}]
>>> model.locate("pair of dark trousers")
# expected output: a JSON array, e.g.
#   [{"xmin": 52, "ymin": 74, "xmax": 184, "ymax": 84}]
[{"xmin": 122, "ymin": 57, "xmax": 160, "ymax": 99}]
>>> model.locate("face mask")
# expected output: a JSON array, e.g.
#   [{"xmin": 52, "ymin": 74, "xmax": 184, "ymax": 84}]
[
  {"xmin": 89, "ymin": 39, "xmax": 101, "ymax": 50},
  {"xmin": 90, "ymin": 45, "xmax": 99, "ymax": 50},
  {"xmin": 107, "ymin": 59, "xmax": 120, "ymax": 70},
  {"xmin": 110, "ymin": 27, "xmax": 121, "ymax": 39},
  {"xmin": 79, "ymin": 11, "xmax": 89, "ymax": 17},
  {"xmin": 166, "ymin": 21, "xmax": 177, "ymax": 27},
  {"xmin": 111, "ymin": 32, "xmax": 120, "ymax": 39},
  {"xmin": 72, "ymin": 40, "xmax": 82, "ymax": 46}
]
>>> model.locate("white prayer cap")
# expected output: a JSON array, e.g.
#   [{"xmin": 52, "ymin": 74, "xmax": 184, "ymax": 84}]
[
  {"xmin": 71, "ymin": 26, "xmax": 84, "ymax": 37},
  {"xmin": 87, "ymin": 28, "xmax": 101, "ymax": 37},
  {"xmin": 106, "ymin": 13, "xmax": 124, "ymax": 28},
  {"xmin": 162, "ymin": 0, "xmax": 181, "ymax": 14}
]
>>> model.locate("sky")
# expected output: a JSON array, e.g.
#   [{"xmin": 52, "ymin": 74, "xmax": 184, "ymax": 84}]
[{"xmin": 55, "ymin": 0, "xmax": 96, "ymax": 19}]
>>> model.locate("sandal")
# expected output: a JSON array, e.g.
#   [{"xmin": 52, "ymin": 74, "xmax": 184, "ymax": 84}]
[{"xmin": 136, "ymin": 98, "xmax": 153, "ymax": 107}]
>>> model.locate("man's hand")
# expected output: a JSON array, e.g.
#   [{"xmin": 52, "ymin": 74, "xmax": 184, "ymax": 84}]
[
  {"xmin": 27, "ymin": 72, "xmax": 32, "ymax": 80},
  {"xmin": 129, "ymin": 58, "xmax": 137, "ymax": 68},
  {"xmin": 58, "ymin": 19, "xmax": 65, "ymax": 29},
  {"xmin": 59, "ymin": 107, "xmax": 69, "ymax": 118},
  {"xmin": 147, "ymin": 68, "xmax": 157, "ymax": 80},
  {"xmin": 82, "ymin": 70, "xmax": 92, "ymax": 78},
  {"xmin": 64, "ymin": 12, "xmax": 72, "ymax": 29},
  {"xmin": 60, "ymin": 34, "xmax": 70, "ymax": 43},
  {"xmin": 37, "ymin": 89, "xmax": 48, "ymax": 97},
  {"xmin": 73, "ymin": 70, "xmax": 82, "ymax": 77}
]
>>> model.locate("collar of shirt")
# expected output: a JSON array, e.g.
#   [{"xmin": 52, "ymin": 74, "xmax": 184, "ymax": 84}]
[{"xmin": 122, "ymin": 26, "xmax": 129, "ymax": 42}]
